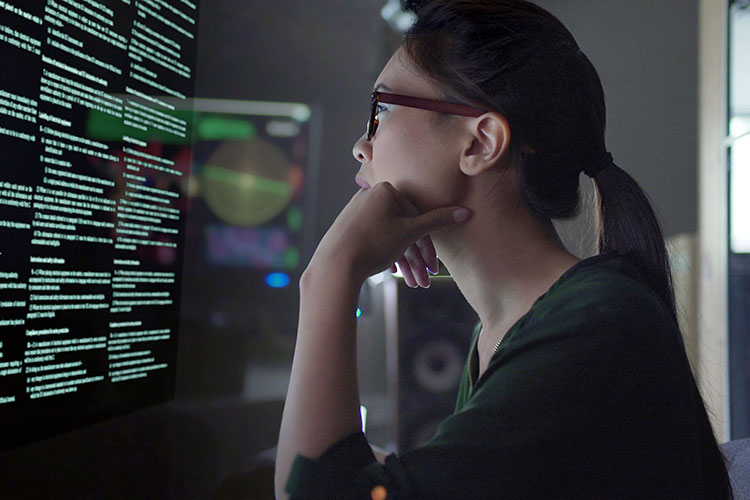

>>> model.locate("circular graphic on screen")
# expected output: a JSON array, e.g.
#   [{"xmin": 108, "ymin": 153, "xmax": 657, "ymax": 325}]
[{"xmin": 202, "ymin": 138, "xmax": 294, "ymax": 226}]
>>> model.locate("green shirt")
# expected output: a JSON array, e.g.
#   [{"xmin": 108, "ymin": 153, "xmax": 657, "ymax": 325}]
[{"xmin": 285, "ymin": 252, "xmax": 727, "ymax": 499}]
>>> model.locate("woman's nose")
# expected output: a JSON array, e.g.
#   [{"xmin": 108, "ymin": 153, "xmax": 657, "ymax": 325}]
[{"xmin": 352, "ymin": 133, "xmax": 372, "ymax": 164}]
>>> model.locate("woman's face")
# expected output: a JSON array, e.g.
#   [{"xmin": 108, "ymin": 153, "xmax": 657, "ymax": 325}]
[{"xmin": 351, "ymin": 47, "xmax": 469, "ymax": 212}]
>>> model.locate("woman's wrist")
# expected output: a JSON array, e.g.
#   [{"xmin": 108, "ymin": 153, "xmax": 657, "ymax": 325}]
[{"xmin": 300, "ymin": 252, "xmax": 366, "ymax": 294}]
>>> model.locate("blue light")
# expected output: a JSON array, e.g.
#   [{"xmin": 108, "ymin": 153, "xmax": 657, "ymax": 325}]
[
  {"xmin": 265, "ymin": 272, "xmax": 290, "ymax": 288},
  {"xmin": 356, "ymin": 308, "xmax": 362, "ymax": 318}
]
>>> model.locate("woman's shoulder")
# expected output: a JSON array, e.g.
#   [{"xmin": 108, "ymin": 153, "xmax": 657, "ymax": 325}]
[
  {"xmin": 537, "ymin": 251, "xmax": 670, "ymax": 318},
  {"xmin": 506, "ymin": 251, "xmax": 678, "ymax": 349}
]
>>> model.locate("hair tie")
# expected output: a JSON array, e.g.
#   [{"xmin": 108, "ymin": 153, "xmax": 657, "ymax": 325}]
[{"xmin": 583, "ymin": 152, "xmax": 614, "ymax": 178}]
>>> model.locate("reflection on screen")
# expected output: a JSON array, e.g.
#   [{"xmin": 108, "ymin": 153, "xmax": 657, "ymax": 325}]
[
  {"xmin": 185, "ymin": 98, "xmax": 312, "ymax": 286},
  {"xmin": 0, "ymin": 0, "xmax": 199, "ymax": 451}
]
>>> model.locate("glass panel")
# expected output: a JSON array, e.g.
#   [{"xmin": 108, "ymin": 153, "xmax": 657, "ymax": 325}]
[
  {"xmin": 728, "ymin": 0, "xmax": 750, "ymax": 440},
  {"xmin": 730, "ymin": 4, "xmax": 750, "ymax": 253},
  {"xmin": 730, "ymin": 118, "xmax": 750, "ymax": 252}
]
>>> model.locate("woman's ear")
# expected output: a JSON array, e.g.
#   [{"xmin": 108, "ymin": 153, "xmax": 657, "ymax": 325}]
[{"xmin": 458, "ymin": 113, "xmax": 511, "ymax": 176}]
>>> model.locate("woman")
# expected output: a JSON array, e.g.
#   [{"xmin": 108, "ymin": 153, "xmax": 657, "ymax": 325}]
[{"xmin": 275, "ymin": 1, "xmax": 732, "ymax": 498}]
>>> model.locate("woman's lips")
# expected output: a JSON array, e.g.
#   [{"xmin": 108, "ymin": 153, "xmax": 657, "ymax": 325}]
[{"xmin": 355, "ymin": 175, "xmax": 370, "ymax": 189}]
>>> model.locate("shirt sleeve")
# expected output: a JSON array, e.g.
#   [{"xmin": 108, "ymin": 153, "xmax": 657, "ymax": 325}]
[
  {"xmin": 284, "ymin": 431, "xmax": 409, "ymax": 499},
  {"xmin": 285, "ymin": 273, "xmax": 705, "ymax": 499}
]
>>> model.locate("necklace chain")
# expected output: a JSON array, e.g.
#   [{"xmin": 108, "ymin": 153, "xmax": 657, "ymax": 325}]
[
  {"xmin": 471, "ymin": 330, "xmax": 506, "ymax": 392},
  {"xmin": 492, "ymin": 334, "xmax": 506, "ymax": 355},
  {"xmin": 492, "ymin": 337, "xmax": 503, "ymax": 354},
  {"xmin": 480, "ymin": 327, "xmax": 506, "ymax": 359}
]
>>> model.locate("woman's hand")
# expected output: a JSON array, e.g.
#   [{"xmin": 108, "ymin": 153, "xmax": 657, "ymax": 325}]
[
  {"xmin": 387, "ymin": 238, "xmax": 438, "ymax": 288},
  {"xmin": 309, "ymin": 182, "xmax": 471, "ymax": 287},
  {"xmin": 278, "ymin": 183, "xmax": 469, "ymax": 498}
]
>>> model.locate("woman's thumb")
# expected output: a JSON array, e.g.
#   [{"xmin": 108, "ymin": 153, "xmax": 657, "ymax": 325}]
[{"xmin": 410, "ymin": 206, "xmax": 472, "ymax": 236}]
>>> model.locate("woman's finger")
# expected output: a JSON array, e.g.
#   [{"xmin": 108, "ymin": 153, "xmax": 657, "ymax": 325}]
[
  {"xmin": 415, "ymin": 235, "xmax": 438, "ymax": 274},
  {"xmin": 404, "ymin": 243, "xmax": 430, "ymax": 288},
  {"xmin": 396, "ymin": 256, "xmax": 417, "ymax": 288},
  {"xmin": 405, "ymin": 206, "xmax": 472, "ymax": 242}
]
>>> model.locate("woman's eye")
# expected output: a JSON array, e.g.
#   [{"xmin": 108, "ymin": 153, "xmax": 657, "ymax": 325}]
[{"xmin": 375, "ymin": 104, "xmax": 388, "ymax": 117}]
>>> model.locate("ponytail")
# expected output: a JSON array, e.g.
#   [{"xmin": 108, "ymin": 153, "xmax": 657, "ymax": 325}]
[
  {"xmin": 591, "ymin": 162, "xmax": 677, "ymax": 323},
  {"xmin": 593, "ymin": 161, "xmax": 733, "ymax": 498}
]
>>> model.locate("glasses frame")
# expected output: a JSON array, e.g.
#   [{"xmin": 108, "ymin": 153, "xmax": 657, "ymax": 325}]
[{"xmin": 366, "ymin": 91, "xmax": 485, "ymax": 141}]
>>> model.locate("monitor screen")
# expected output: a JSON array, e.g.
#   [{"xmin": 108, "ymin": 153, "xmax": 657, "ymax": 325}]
[{"xmin": 0, "ymin": 0, "xmax": 200, "ymax": 451}]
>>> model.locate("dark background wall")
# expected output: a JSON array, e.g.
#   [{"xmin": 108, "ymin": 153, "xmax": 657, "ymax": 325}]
[{"xmin": 537, "ymin": 0, "xmax": 698, "ymax": 241}]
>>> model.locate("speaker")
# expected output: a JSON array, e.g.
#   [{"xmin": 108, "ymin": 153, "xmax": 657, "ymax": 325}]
[{"xmin": 394, "ymin": 278, "xmax": 477, "ymax": 451}]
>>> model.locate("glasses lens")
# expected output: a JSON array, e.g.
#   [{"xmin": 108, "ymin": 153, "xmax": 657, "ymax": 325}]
[{"xmin": 367, "ymin": 93, "xmax": 378, "ymax": 140}]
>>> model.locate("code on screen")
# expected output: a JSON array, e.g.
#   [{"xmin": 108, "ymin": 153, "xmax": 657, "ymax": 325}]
[{"xmin": 0, "ymin": 0, "xmax": 200, "ymax": 451}]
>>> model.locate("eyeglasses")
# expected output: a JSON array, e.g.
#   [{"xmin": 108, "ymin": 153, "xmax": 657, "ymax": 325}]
[{"xmin": 366, "ymin": 91, "xmax": 485, "ymax": 141}]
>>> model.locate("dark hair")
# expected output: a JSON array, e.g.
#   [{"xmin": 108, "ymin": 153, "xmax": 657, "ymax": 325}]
[{"xmin": 402, "ymin": 0, "xmax": 732, "ymax": 496}]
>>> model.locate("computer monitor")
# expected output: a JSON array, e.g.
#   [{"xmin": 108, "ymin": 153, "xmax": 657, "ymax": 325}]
[{"xmin": 0, "ymin": 0, "xmax": 200, "ymax": 451}]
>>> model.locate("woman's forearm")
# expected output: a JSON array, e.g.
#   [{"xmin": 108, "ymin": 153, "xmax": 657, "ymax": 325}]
[
  {"xmin": 273, "ymin": 185, "xmax": 467, "ymax": 498},
  {"xmin": 274, "ymin": 260, "xmax": 365, "ymax": 499}
]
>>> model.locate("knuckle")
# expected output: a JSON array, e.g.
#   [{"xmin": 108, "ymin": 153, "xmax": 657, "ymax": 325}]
[{"xmin": 405, "ymin": 252, "xmax": 422, "ymax": 266}]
